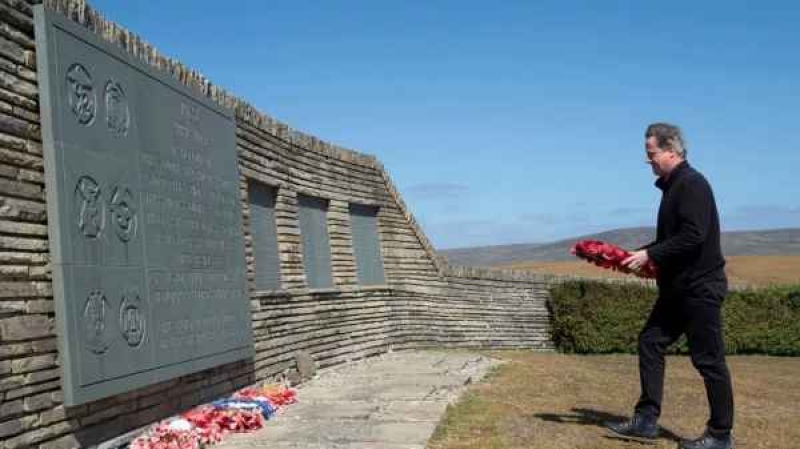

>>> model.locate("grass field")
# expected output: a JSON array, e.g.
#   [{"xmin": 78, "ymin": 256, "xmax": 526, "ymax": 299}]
[
  {"xmin": 427, "ymin": 352, "xmax": 800, "ymax": 449},
  {"xmin": 497, "ymin": 255, "xmax": 800, "ymax": 286}
]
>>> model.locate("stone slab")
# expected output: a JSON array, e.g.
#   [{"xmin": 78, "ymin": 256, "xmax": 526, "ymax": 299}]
[
  {"xmin": 33, "ymin": 5, "xmax": 251, "ymax": 406},
  {"xmin": 216, "ymin": 350, "xmax": 500, "ymax": 449}
]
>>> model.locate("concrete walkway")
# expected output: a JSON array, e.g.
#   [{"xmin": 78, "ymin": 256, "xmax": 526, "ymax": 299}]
[{"xmin": 217, "ymin": 350, "xmax": 500, "ymax": 449}]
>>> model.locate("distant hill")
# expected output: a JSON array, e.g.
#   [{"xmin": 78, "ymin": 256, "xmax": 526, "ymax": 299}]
[{"xmin": 439, "ymin": 227, "xmax": 800, "ymax": 267}]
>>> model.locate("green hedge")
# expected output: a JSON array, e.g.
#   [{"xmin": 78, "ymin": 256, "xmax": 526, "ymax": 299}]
[{"xmin": 548, "ymin": 280, "xmax": 800, "ymax": 355}]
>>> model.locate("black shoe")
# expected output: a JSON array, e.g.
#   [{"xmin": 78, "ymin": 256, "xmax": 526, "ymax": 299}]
[
  {"xmin": 679, "ymin": 431, "xmax": 733, "ymax": 449},
  {"xmin": 606, "ymin": 414, "xmax": 659, "ymax": 444}
]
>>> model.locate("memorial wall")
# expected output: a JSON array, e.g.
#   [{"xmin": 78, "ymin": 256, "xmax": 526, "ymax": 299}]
[{"xmin": 0, "ymin": 1, "xmax": 551, "ymax": 447}]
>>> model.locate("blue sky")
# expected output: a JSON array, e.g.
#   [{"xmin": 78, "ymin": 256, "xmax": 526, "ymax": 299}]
[{"xmin": 90, "ymin": 0, "xmax": 800, "ymax": 249}]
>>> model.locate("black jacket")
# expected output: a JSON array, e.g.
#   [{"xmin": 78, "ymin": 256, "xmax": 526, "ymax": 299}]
[{"xmin": 644, "ymin": 161, "xmax": 727, "ymax": 293}]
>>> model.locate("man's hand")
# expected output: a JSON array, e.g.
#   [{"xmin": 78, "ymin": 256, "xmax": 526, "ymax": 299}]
[{"xmin": 621, "ymin": 250, "xmax": 650, "ymax": 272}]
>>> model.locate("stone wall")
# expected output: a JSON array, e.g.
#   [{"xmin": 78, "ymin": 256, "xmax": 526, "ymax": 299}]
[{"xmin": 0, "ymin": 1, "xmax": 551, "ymax": 447}]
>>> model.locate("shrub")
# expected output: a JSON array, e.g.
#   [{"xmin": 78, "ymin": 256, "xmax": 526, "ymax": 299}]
[
  {"xmin": 723, "ymin": 286, "xmax": 800, "ymax": 355},
  {"xmin": 548, "ymin": 280, "xmax": 800, "ymax": 355}
]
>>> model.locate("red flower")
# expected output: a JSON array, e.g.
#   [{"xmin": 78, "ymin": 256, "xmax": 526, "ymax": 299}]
[
  {"xmin": 234, "ymin": 385, "xmax": 298, "ymax": 407},
  {"xmin": 570, "ymin": 239, "xmax": 657, "ymax": 278},
  {"xmin": 266, "ymin": 389, "xmax": 297, "ymax": 407},
  {"xmin": 129, "ymin": 423, "xmax": 200, "ymax": 449},
  {"xmin": 182, "ymin": 407, "xmax": 226, "ymax": 444},
  {"xmin": 181, "ymin": 406, "xmax": 265, "ymax": 441}
]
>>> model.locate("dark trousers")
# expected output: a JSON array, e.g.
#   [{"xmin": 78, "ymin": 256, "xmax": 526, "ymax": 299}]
[{"xmin": 634, "ymin": 284, "xmax": 734, "ymax": 436}]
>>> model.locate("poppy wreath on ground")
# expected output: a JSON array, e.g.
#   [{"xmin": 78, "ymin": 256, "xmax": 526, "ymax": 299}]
[
  {"xmin": 234, "ymin": 385, "xmax": 297, "ymax": 408},
  {"xmin": 570, "ymin": 239, "xmax": 657, "ymax": 278},
  {"xmin": 129, "ymin": 421, "xmax": 201, "ymax": 449},
  {"xmin": 128, "ymin": 384, "xmax": 297, "ymax": 449}
]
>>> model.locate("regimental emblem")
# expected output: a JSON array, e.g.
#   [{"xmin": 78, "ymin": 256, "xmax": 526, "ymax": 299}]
[
  {"xmin": 65, "ymin": 63, "xmax": 96, "ymax": 125},
  {"xmin": 105, "ymin": 80, "xmax": 130, "ymax": 136},
  {"xmin": 83, "ymin": 290, "xmax": 110, "ymax": 355},
  {"xmin": 119, "ymin": 294, "xmax": 145, "ymax": 348},
  {"xmin": 109, "ymin": 186, "xmax": 137, "ymax": 242},
  {"xmin": 75, "ymin": 176, "xmax": 105, "ymax": 238}
]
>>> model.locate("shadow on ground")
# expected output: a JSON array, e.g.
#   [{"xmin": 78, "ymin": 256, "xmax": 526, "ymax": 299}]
[{"xmin": 533, "ymin": 408, "xmax": 682, "ymax": 442}]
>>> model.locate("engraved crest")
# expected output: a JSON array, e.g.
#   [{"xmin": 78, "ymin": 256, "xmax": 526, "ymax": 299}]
[
  {"xmin": 105, "ymin": 80, "xmax": 130, "ymax": 136},
  {"xmin": 120, "ymin": 293, "xmax": 145, "ymax": 348},
  {"xmin": 109, "ymin": 186, "xmax": 137, "ymax": 242},
  {"xmin": 83, "ymin": 290, "xmax": 110, "ymax": 355},
  {"xmin": 65, "ymin": 63, "xmax": 96, "ymax": 125},
  {"xmin": 75, "ymin": 176, "xmax": 105, "ymax": 238}
]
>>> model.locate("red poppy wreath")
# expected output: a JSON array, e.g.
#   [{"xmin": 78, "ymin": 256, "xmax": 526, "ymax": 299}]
[{"xmin": 570, "ymin": 240, "xmax": 657, "ymax": 278}]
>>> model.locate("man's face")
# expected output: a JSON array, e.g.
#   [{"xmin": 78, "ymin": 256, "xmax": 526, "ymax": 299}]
[{"xmin": 645, "ymin": 136, "xmax": 677, "ymax": 177}]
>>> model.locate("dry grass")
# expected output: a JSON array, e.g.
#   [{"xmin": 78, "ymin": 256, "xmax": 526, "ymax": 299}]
[
  {"xmin": 724, "ymin": 256, "xmax": 800, "ymax": 286},
  {"xmin": 428, "ymin": 352, "xmax": 800, "ymax": 449},
  {"xmin": 498, "ymin": 255, "xmax": 800, "ymax": 286}
]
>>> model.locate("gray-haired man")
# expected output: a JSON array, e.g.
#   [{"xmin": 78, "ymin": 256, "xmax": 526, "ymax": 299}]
[{"xmin": 607, "ymin": 123, "xmax": 734, "ymax": 449}]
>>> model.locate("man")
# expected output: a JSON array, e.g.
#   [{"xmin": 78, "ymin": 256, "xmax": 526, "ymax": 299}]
[{"xmin": 606, "ymin": 123, "xmax": 734, "ymax": 449}]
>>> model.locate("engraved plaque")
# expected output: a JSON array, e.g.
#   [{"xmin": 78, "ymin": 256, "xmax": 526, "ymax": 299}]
[{"xmin": 34, "ymin": 6, "xmax": 252, "ymax": 406}]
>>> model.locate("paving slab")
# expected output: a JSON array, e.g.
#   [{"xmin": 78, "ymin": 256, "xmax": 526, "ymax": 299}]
[{"xmin": 217, "ymin": 350, "xmax": 500, "ymax": 449}]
